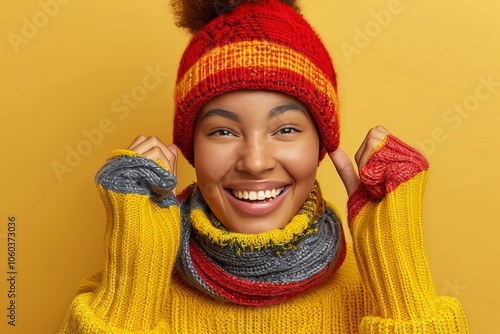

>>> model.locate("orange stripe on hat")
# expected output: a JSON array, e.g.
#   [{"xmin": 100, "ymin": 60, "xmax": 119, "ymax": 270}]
[{"xmin": 176, "ymin": 40, "xmax": 338, "ymax": 110}]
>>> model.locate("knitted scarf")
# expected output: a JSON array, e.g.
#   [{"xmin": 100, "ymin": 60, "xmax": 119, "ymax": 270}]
[{"xmin": 176, "ymin": 182, "xmax": 346, "ymax": 306}]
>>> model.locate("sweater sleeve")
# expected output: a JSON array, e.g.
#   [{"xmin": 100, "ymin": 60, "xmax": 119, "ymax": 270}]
[
  {"xmin": 59, "ymin": 150, "xmax": 181, "ymax": 333},
  {"xmin": 347, "ymin": 135, "xmax": 469, "ymax": 333}
]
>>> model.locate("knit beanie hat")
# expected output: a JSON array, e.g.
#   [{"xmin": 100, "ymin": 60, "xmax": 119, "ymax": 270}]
[{"xmin": 173, "ymin": 0, "xmax": 339, "ymax": 165}]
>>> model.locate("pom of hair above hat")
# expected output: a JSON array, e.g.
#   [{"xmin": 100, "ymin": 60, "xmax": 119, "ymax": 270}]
[{"xmin": 173, "ymin": 0, "xmax": 339, "ymax": 165}]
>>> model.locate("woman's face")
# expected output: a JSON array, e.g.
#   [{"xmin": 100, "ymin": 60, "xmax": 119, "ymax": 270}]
[{"xmin": 193, "ymin": 90, "xmax": 320, "ymax": 234}]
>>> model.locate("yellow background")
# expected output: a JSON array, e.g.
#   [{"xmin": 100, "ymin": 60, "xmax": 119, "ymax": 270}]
[{"xmin": 1, "ymin": 0, "xmax": 499, "ymax": 332}]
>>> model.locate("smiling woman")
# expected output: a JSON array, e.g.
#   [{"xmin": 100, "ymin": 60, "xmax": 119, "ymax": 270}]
[
  {"xmin": 58, "ymin": 0, "xmax": 469, "ymax": 333},
  {"xmin": 193, "ymin": 90, "xmax": 320, "ymax": 233}
]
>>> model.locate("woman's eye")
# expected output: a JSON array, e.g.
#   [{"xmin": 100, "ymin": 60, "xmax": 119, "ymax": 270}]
[
  {"xmin": 209, "ymin": 129, "xmax": 234, "ymax": 136},
  {"xmin": 277, "ymin": 127, "xmax": 300, "ymax": 135}
]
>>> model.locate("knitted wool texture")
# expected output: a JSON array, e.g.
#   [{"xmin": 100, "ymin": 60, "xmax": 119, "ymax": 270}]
[
  {"xmin": 59, "ymin": 137, "xmax": 470, "ymax": 332},
  {"xmin": 173, "ymin": 0, "xmax": 339, "ymax": 164},
  {"xmin": 175, "ymin": 182, "xmax": 346, "ymax": 306}
]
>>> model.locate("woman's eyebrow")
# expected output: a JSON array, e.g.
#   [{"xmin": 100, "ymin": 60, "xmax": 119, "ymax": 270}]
[
  {"xmin": 268, "ymin": 103, "xmax": 306, "ymax": 119},
  {"xmin": 200, "ymin": 108, "xmax": 240, "ymax": 122}
]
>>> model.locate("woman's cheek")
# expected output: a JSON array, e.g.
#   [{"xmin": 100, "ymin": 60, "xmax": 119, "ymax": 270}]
[{"xmin": 279, "ymin": 141, "xmax": 319, "ymax": 172}]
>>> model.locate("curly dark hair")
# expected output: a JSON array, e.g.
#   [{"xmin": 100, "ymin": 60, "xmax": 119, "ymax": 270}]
[{"xmin": 171, "ymin": 0, "xmax": 301, "ymax": 34}]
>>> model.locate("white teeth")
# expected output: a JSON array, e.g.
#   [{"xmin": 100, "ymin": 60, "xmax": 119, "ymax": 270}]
[{"xmin": 231, "ymin": 187, "xmax": 285, "ymax": 201}]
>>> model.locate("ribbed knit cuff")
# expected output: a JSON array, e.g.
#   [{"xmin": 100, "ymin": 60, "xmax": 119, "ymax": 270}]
[
  {"xmin": 96, "ymin": 149, "xmax": 177, "ymax": 204},
  {"xmin": 359, "ymin": 296, "xmax": 469, "ymax": 333},
  {"xmin": 359, "ymin": 135, "xmax": 429, "ymax": 199},
  {"xmin": 348, "ymin": 135, "xmax": 429, "ymax": 226}
]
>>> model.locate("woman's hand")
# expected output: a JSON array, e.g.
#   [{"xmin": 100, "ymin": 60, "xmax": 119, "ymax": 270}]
[
  {"xmin": 128, "ymin": 135, "xmax": 178, "ymax": 178},
  {"xmin": 329, "ymin": 126, "xmax": 390, "ymax": 196}
]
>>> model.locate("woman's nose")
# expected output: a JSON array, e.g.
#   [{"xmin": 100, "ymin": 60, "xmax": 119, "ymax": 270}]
[{"xmin": 235, "ymin": 139, "xmax": 276, "ymax": 175}]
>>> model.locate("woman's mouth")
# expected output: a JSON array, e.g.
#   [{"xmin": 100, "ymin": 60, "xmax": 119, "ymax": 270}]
[
  {"xmin": 230, "ymin": 187, "xmax": 285, "ymax": 203},
  {"xmin": 224, "ymin": 185, "xmax": 289, "ymax": 216}
]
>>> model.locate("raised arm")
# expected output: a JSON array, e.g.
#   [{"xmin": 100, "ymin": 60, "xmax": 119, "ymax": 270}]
[
  {"xmin": 59, "ymin": 141, "xmax": 180, "ymax": 333},
  {"xmin": 331, "ymin": 127, "xmax": 469, "ymax": 333}
]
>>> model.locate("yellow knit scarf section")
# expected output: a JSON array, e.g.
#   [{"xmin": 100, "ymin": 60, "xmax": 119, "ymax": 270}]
[{"xmin": 189, "ymin": 182, "xmax": 323, "ymax": 254}]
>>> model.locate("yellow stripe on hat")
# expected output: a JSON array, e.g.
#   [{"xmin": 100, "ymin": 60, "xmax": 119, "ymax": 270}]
[{"xmin": 176, "ymin": 40, "xmax": 338, "ymax": 110}]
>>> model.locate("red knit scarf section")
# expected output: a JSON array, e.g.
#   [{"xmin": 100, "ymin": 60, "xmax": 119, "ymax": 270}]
[{"xmin": 189, "ymin": 229, "xmax": 346, "ymax": 306}]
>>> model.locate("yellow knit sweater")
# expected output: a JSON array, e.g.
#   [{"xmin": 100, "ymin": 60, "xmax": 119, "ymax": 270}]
[{"xmin": 59, "ymin": 137, "xmax": 469, "ymax": 333}]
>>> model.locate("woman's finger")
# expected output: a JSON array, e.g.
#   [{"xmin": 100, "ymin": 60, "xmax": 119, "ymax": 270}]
[
  {"xmin": 328, "ymin": 148, "xmax": 360, "ymax": 196},
  {"xmin": 166, "ymin": 144, "xmax": 178, "ymax": 176},
  {"xmin": 355, "ymin": 126, "xmax": 390, "ymax": 168},
  {"xmin": 127, "ymin": 135, "xmax": 148, "ymax": 150},
  {"xmin": 127, "ymin": 136, "xmax": 178, "ymax": 176}
]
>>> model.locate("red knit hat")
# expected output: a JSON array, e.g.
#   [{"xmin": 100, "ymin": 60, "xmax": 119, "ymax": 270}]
[{"xmin": 174, "ymin": 0, "xmax": 339, "ymax": 165}]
